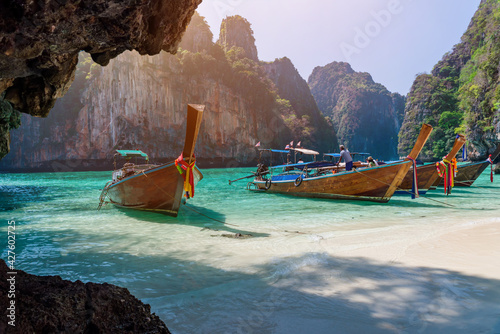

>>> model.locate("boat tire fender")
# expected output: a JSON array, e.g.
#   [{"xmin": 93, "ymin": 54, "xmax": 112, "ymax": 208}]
[
  {"xmin": 294, "ymin": 176, "xmax": 303, "ymax": 187},
  {"xmin": 265, "ymin": 179, "xmax": 272, "ymax": 190}
]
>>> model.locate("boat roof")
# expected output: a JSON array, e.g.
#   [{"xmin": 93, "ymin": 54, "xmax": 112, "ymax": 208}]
[
  {"xmin": 293, "ymin": 148, "xmax": 319, "ymax": 155},
  {"xmin": 115, "ymin": 150, "xmax": 149, "ymax": 158},
  {"xmin": 324, "ymin": 152, "xmax": 370, "ymax": 158},
  {"xmin": 270, "ymin": 161, "xmax": 335, "ymax": 169},
  {"xmin": 258, "ymin": 149, "xmax": 290, "ymax": 153}
]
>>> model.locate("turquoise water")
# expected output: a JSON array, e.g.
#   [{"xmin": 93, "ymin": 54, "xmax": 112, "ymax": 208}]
[{"xmin": 1, "ymin": 168, "xmax": 500, "ymax": 333}]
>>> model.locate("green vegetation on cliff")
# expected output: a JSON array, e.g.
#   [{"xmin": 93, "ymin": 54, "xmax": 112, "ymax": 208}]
[
  {"xmin": 309, "ymin": 62, "xmax": 405, "ymax": 160},
  {"xmin": 178, "ymin": 15, "xmax": 337, "ymax": 153},
  {"xmin": 0, "ymin": 13, "xmax": 338, "ymax": 169},
  {"xmin": 399, "ymin": 0, "xmax": 500, "ymax": 160},
  {"xmin": 264, "ymin": 57, "xmax": 338, "ymax": 151}
]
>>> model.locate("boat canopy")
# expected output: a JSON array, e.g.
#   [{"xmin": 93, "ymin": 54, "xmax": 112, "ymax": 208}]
[
  {"xmin": 270, "ymin": 161, "xmax": 335, "ymax": 170},
  {"xmin": 293, "ymin": 148, "xmax": 319, "ymax": 155},
  {"xmin": 115, "ymin": 150, "xmax": 149, "ymax": 159},
  {"xmin": 324, "ymin": 153, "xmax": 341, "ymax": 158},
  {"xmin": 258, "ymin": 149, "xmax": 290, "ymax": 153}
]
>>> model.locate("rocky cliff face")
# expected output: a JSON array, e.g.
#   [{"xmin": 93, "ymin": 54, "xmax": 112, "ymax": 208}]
[
  {"xmin": 178, "ymin": 12, "xmax": 214, "ymax": 53},
  {"xmin": 264, "ymin": 57, "xmax": 338, "ymax": 151},
  {"xmin": 0, "ymin": 0, "xmax": 201, "ymax": 160},
  {"xmin": 399, "ymin": 0, "xmax": 500, "ymax": 161},
  {"xmin": 1, "ymin": 51, "xmax": 272, "ymax": 170},
  {"xmin": 1, "ymin": 15, "xmax": 337, "ymax": 171},
  {"xmin": 309, "ymin": 61, "xmax": 405, "ymax": 160},
  {"xmin": 217, "ymin": 15, "xmax": 258, "ymax": 62}
]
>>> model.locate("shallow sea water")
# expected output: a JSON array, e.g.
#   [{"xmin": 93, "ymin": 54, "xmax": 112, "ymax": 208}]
[{"xmin": 1, "ymin": 168, "xmax": 499, "ymax": 333}]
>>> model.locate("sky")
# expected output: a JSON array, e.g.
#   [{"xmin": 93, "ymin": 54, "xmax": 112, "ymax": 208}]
[{"xmin": 196, "ymin": 0, "xmax": 482, "ymax": 95}]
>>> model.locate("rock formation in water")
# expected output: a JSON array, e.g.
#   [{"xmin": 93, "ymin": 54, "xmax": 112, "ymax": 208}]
[
  {"xmin": 0, "ymin": 0, "xmax": 202, "ymax": 160},
  {"xmin": 398, "ymin": 0, "xmax": 500, "ymax": 161},
  {"xmin": 308, "ymin": 61, "xmax": 405, "ymax": 160},
  {"xmin": 0, "ymin": 14, "xmax": 337, "ymax": 171},
  {"xmin": 0, "ymin": 260, "xmax": 170, "ymax": 333}
]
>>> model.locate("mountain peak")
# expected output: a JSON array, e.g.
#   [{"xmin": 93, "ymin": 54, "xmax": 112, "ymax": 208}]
[{"xmin": 217, "ymin": 15, "xmax": 259, "ymax": 61}]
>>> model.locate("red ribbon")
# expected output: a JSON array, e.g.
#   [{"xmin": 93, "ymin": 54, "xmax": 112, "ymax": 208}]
[
  {"xmin": 487, "ymin": 154, "xmax": 493, "ymax": 183},
  {"xmin": 436, "ymin": 158, "xmax": 455, "ymax": 195},
  {"xmin": 175, "ymin": 153, "xmax": 196, "ymax": 198}
]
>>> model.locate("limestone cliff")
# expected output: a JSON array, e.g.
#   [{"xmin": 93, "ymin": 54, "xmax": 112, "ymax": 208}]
[
  {"xmin": 179, "ymin": 12, "xmax": 214, "ymax": 53},
  {"xmin": 1, "ymin": 51, "xmax": 273, "ymax": 170},
  {"xmin": 264, "ymin": 57, "xmax": 338, "ymax": 151},
  {"xmin": 398, "ymin": 0, "xmax": 500, "ymax": 161},
  {"xmin": 1, "ymin": 15, "xmax": 337, "ymax": 171},
  {"xmin": 309, "ymin": 61, "xmax": 405, "ymax": 160},
  {"xmin": 0, "ymin": 0, "xmax": 201, "ymax": 159},
  {"xmin": 217, "ymin": 15, "xmax": 258, "ymax": 62}
]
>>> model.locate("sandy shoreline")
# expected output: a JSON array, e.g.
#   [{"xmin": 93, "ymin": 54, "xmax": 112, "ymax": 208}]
[
  {"xmin": 161, "ymin": 217, "xmax": 500, "ymax": 333},
  {"xmin": 276, "ymin": 218, "xmax": 500, "ymax": 334}
]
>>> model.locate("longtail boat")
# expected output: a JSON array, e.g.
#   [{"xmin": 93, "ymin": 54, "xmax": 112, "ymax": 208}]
[
  {"xmin": 98, "ymin": 104, "xmax": 204, "ymax": 217},
  {"xmin": 432, "ymin": 142, "xmax": 500, "ymax": 188},
  {"xmin": 395, "ymin": 134, "xmax": 466, "ymax": 196},
  {"xmin": 248, "ymin": 124, "xmax": 433, "ymax": 203}
]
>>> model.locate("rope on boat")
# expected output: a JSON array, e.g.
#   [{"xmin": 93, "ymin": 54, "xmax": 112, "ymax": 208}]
[
  {"xmin": 97, "ymin": 181, "xmax": 112, "ymax": 210},
  {"xmin": 353, "ymin": 169, "xmax": 455, "ymax": 207}
]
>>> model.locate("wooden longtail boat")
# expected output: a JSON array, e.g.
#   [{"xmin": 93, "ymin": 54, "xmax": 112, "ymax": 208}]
[
  {"xmin": 432, "ymin": 142, "xmax": 500, "ymax": 188},
  {"xmin": 249, "ymin": 124, "xmax": 433, "ymax": 203},
  {"xmin": 395, "ymin": 134, "xmax": 466, "ymax": 195},
  {"xmin": 98, "ymin": 104, "xmax": 204, "ymax": 217}
]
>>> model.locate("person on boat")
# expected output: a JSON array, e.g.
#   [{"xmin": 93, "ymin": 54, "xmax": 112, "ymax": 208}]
[
  {"xmin": 298, "ymin": 158, "xmax": 304, "ymax": 163},
  {"xmin": 367, "ymin": 156, "xmax": 378, "ymax": 167},
  {"xmin": 338, "ymin": 145, "xmax": 353, "ymax": 171}
]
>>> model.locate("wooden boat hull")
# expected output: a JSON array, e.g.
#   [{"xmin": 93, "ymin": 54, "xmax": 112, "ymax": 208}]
[
  {"xmin": 253, "ymin": 161, "xmax": 412, "ymax": 203},
  {"xmin": 437, "ymin": 161, "xmax": 489, "ymax": 187},
  {"xmin": 106, "ymin": 162, "xmax": 202, "ymax": 216},
  {"xmin": 395, "ymin": 163, "xmax": 439, "ymax": 195},
  {"xmin": 399, "ymin": 134, "xmax": 466, "ymax": 194}
]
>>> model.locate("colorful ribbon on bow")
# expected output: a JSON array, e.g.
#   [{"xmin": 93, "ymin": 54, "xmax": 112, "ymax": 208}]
[
  {"xmin": 175, "ymin": 153, "xmax": 196, "ymax": 199},
  {"xmin": 487, "ymin": 154, "xmax": 494, "ymax": 183},
  {"xmin": 407, "ymin": 156, "xmax": 419, "ymax": 199},
  {"xmin": 436, "ymin": 157, "xmax": 457, "ymax": 195}
]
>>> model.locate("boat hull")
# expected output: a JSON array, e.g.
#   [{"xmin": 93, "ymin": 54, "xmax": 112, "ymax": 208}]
[
  {"xmin": 254, "ymin": 161, "xmax": 412, "ymax": 203},
  {"xmin": 106, "ymin": 162, "xmax": 202, "ymax": 216},
  {"xmin": 432, "ymin": 143, "xmax": 500, "ymax": 188},
  {"xmin": 438, "ymin": 161, "xmax": 489, "ymax": 187},
  {"xmin": 395, "ymin": 163, "xmax": 439, "ymax": 195}
]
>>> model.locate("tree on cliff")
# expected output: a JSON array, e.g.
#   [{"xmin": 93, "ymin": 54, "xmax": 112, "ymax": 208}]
[{"xmin": 398, "ymin": 0, "xmax": 500, "ymax": 161}]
